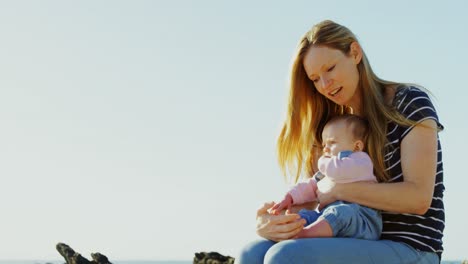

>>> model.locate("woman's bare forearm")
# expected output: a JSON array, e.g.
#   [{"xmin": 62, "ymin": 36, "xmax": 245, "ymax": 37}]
[{"xmin": 337, "ymin": 181, "xmax": 431, "ymax": 214}]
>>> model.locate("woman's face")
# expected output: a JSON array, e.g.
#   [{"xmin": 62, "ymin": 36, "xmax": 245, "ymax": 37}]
[{"xmin": 303, "ymin": 44, "xmax": 362, "ymax": 109}]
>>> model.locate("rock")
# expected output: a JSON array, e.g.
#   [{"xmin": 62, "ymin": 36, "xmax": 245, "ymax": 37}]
[
  {"xmin": 91, "ymin": 252, "xmax": 112, "ymax": 264},
  {"xmin": 193, "ymin": 251, "xmax": 235, "ymax": 264},
  {"xmin": 56, "ymin": 242, "xmax": 112, "ymax": 264},
  {"xmin": 56, "ymin": 242, "xmax": 235, "ymax": 264}
]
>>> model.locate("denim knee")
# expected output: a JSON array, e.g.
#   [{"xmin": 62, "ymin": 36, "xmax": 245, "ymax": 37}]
[
  {"xmin": 237, "ymin": 239, "xmax": 275, "ymax": 264},
  {"xmin": 264, "ymin": 239, "xmax": 327, "ymax": 264},
  {"xmin": 264, "ymin": 240, "xmax": 297, "ymax": 264}
]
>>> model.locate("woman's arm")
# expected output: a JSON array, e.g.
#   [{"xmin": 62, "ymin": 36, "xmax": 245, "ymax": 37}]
[{"xmin": 318, "ymin": 119, "xmax": 438, "ymax": 215}]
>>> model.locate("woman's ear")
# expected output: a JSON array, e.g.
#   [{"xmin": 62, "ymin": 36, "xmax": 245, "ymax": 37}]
[
  {"xmin": 354, "ymin": 140, "xmax": 364, "ymax": 151},
  {"xmin": 350, "ymin": 42, "xmax": 363, "ymax": 64}
]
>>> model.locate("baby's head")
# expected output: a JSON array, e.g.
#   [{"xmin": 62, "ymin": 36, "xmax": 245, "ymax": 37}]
[{"xmin": 321, "ymin": 114, "xmax": 369, "ymax": 156}]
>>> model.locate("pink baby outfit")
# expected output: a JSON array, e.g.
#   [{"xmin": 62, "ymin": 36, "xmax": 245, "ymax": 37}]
[{"xmin": 289, "ymin": 151, "xmax": 377, "ymax": 205}]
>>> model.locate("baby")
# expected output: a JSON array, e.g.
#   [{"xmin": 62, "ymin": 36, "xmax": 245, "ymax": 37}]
[{"xmin": 271, "ymin": 114, "xmax": 381, "ymax": 239}]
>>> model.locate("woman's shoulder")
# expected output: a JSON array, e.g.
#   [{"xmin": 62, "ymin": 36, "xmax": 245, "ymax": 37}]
[
  {"xmin": 390, "ymin": 84, "xmax": 431, "ymax": 108},
  {"xmin": 389, "ymin": 84, "xmax": 444, "ymax": 129}
]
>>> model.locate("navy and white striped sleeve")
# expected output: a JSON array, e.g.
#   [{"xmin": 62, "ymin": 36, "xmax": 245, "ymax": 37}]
[{"xmin": 394, "ymin": 87, "xmax": 444, "ymax": 139}]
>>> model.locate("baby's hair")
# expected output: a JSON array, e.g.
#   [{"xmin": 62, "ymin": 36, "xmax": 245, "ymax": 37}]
[{"xmin": 326, "ymin": 114, "xmax": 369, "ymax": 144}]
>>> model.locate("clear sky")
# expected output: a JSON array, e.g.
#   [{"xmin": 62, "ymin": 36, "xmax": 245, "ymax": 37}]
[{"xmin": 0, "ymin": 0, "xmax": 466, "ymax": 261}]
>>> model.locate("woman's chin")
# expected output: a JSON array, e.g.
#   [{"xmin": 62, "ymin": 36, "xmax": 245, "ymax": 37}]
[{"xmin": 329, "ymin": 97, "xmax": 345, "ymax": 106}]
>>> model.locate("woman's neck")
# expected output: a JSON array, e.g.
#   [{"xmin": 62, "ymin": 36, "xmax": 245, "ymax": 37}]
[
  {"xmin": 346, "ymin": 86, "xmax": 364, "ymax": 116},
  {"xmin": 348, "ymin": 84, "xmax": 397, "ymax": 117},
  {"xmin": 346, "ymin": 103, "xmax": 363, "ymax": 117}
]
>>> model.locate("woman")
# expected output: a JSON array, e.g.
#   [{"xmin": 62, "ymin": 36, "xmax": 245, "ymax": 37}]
[{"xmin": 238, "ymin": 20, "xmax": 444, "ymax": 263}]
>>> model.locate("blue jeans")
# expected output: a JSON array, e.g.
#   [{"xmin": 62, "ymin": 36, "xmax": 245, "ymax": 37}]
[
  {"xmin": 299, "ymin": 201, "xmax": 382, "ymax": 240},
  {"xmin": 237, "ymin": 238, "xmax": 439, "ymax": 264}
]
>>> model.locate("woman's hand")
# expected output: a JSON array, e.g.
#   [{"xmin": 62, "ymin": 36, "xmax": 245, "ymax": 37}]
[
  {"xmin": 316, "ymin": 179, "xmax": 379, "ymax": 210},
  {"xmin": 316, "ymin": 178, "xmax": 339, "ymax": 210},
  {"xmin": 256, "ymin": 202, "xmax": 306, "ymax": 242}
]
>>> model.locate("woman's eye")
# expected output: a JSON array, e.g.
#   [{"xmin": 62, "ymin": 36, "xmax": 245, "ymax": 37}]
[
  {"xmin": 327, "ymin": 65, "xmax": 335, "ymax": 72},
  {"xmin": 312, "ymin": 78, "xmax": 319, "ymax": 83}
]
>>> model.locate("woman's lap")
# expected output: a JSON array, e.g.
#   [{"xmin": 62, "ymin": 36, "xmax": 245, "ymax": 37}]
[{"xmin": 237, "ymin": 238, "xmax": 438, "ymax": 264}]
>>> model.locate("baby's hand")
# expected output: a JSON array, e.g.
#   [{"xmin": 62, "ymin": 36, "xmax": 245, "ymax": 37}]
[{"xmin": 270, "ymin": 194, "xmax": 293, "ymax": 215}]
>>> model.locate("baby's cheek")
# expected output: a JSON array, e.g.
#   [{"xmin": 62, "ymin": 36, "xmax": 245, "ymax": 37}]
[{"xmin": 330, "ymin": 148, "xmax": 339, "ymax": 156}]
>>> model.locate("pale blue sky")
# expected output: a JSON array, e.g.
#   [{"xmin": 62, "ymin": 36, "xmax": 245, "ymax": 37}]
[{"xmin": 0, "ymin": 0, "xmax": 466, "ymax": 261}]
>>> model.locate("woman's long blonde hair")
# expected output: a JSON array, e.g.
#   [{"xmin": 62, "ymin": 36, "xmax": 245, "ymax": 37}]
[{"xmin": 277, "ymin": 20, "xmax": 411, "ymax": 183}]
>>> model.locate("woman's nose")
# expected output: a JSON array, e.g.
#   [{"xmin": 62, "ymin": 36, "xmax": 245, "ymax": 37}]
[{"xmin": 321, "ymin": 76, "xmax": 331, "ymax": 89}]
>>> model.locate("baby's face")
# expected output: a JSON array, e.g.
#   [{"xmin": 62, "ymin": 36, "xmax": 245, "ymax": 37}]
[{"xmin": 321, "ymin": 121, "xmax": 357, "ymax": 157}]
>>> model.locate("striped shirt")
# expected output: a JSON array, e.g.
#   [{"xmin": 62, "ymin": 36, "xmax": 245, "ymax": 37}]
[{"xmin": 381, "ymin": 85, "xmax": 445, "ymax": 259}]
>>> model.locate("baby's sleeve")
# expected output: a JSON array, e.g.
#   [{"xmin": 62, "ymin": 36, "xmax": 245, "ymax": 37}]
[{"xmin": 288, "ymin": 178, "xmax": 318, "ymax": 205}]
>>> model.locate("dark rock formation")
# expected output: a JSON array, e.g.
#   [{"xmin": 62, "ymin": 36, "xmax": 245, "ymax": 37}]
[
  {"xmin": 56, "ymin": 242, "xmax": 112, "ymax": 264},
  {"xmin": 193, "ymin": 251, "xmax": 235, "ymax": 264},
  {"xmin": 56, "ymin": 242, "xmax": 235, "ymax": 264},
  {"xmin": 91, "ymin": 252, "xmax": 112, "ymax": 264}
]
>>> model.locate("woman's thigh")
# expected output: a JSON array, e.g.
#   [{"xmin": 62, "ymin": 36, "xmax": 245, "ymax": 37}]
[
  {"xmin": 237, "ymin": 239, "xmax": 276, "ymax": 264},
  {"xmin": 238, "ymin": 238, "xmax": 438, "ymax": 264}
]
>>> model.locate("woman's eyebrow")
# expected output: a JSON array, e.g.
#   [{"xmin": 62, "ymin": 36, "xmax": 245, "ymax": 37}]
[{"xmin": 308, "ymin": 61, "xmax": 334, "ymax": 79}]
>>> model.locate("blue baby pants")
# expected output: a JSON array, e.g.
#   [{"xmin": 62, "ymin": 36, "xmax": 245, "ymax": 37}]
[{"xmin": 299, "ymin": 201, "xmax": 382, "ymax": 240}]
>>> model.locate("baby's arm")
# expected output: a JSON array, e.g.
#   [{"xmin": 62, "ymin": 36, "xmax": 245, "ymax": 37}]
[
  {"xmin": 270, "ymin": 193, "xmax": 294, "ymax": 214},
  {"xmin": 319, "ymin": 152, "xmax": 376, "ymax": 183},
  {"xmin": 289, "ymin": 178, "xmax": 319, "ymax": 204},
  {"xmin": 271, "ymin": 176, "xmax": 319, "ymax": 215}
]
